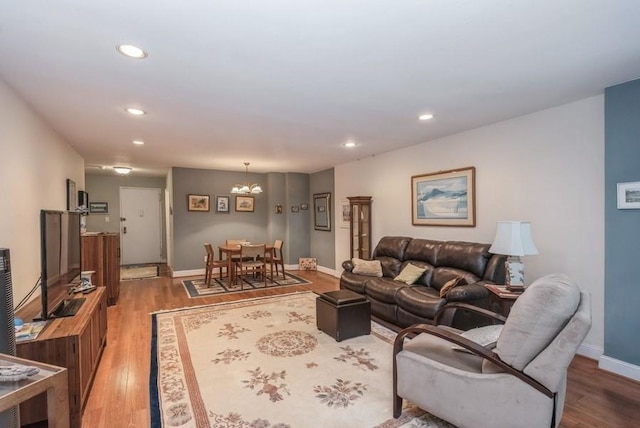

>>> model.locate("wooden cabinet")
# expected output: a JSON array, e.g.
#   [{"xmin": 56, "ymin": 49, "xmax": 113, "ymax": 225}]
[
  {"xmin": 348, "ymin": 196, "xmax": 372, "ymax": 259},
  {"xmin": 82, "ymin": 233, "xmax": 121, "ymax": 305},
  {"xmin": 16, "ymin": 288, "xmax": 107, "ymax": 428}
]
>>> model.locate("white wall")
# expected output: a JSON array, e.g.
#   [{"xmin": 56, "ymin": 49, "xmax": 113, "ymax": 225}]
[
  {"xmin": 0, "ymin": 79, "xmax": 85, "ymax": 308},
  {"xmin": 335, "ymin": 95, "xmax": 605, "ymax": 352}
]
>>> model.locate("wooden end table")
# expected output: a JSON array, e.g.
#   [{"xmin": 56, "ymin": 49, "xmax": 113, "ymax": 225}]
[{"xmin": 485, "ymin": 284, "xmax": 523, "ymax": 317}]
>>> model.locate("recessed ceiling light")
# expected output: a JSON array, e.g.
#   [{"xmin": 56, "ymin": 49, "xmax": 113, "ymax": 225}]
[
  {"xmin": 344, "ymin": 141, "xmax": 357, "ymax": 148},
  {"xmin": 125, "ymin": 107, "xmax": 146, "ymax": 115},
  {"xmin": 132, "ymin": 140, "xmax": 145, "ymax": 145},
  {"xmin": 113, "ymin": 166, "xmax": 132, "ymax": 175},
  {"xmin": 116, "ymin": 44, "xmax": 148, "ymax": 59},
  {"xmin": 418, "ymin": 114, "xmax": 434, "ymax": 121}
]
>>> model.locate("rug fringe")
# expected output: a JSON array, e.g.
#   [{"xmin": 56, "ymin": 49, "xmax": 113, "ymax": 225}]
[{"xmin": 149, "ymin": 290, "xmax": 315, "ymax": 315}]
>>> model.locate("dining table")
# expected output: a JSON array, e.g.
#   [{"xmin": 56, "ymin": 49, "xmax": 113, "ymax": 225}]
[{"xmin": 218, "ymin": 243, "xmax": 274, "ymax": 286}]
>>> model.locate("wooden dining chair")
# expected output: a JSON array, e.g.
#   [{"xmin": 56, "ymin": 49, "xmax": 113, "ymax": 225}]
[
  {"xmin": 235, "ymin": 244, "xmax": 269, "ymax": 288},
  {"xmin": 225, "ymin": 239, "xmax": 248, "ymax": 263},
  {"xmin": 204, "ymin": 243, "xmax": 228, "ymax": 286},
  {"xmin": 265, "ymin": 239, "xmax": 285, "ymax": 279}
]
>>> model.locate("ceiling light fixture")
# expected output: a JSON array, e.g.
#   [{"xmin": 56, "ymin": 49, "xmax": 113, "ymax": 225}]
[
  {"xmin": 113, "ymin": 166, "xmax": 132, "ymax": 175},
  {"xmin": 116, "ymin": 44, "xmax": 148, "ymax": 59},
  {"xmin": 418, "ymin": 114, "xmax": 434, "ymax": 121},
  {"xmin": 344, "ymin": 141, "xmax": 357, "ymax": 148},
  {"xmin": 125, "ymin": 107, "xmax": 146, "ymax": 115},
  {"xmin": 231, "ymin": 162, "xmax": 263, "ymax": 194},
  {"xmin": 132, "ymin": 140, "xmax": 145, "ymax": 145}
]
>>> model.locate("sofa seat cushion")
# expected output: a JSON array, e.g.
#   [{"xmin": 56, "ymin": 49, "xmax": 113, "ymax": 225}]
[
  {"xmin": 395, "ymin": 285, "xmax": 447, "ymax": 319},
  {"xmin": 365, "ymin": 278, "xmax": 407, "ymax": 304},
  {"xmin": 339, "ymin": 272, "xmax": 369, "ymax": 294}
]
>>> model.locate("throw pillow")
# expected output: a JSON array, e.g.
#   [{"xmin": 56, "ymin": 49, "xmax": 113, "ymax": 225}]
[
  {"xmin": 394, "ymin": 263, "xmax": 427, "ymax": 285},
  {"xmin": 351, "ymin": 258, "xmax": 383, "ymax": 277},
  {"xmin": 452, "ymin": 324, "xmax": 504, "ymax": 353},
  {"xmin": 439, "ymin": 277, "xmax": 467, "ymax": 298}
]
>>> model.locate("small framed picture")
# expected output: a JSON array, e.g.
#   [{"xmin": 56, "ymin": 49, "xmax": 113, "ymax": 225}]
[
  {"xmin": 235, "ymin": 195, "xmax": 255, "ymax": 212},
  {"xmin": 617, "ymin": 181, "xmax": 640, "ymax": 209},
  {"xmin": 215, "ymin": 195, "xmax": 230, "ymax": 213},
  {"xmin": 275, "ymin": 204, "xmax": 283, "ymax": 214},
  {"xmin": 291, "ymin": 205, "xmax": 300, "ymax": 213},
  {"xmin": 300, "ymin": 203, "xmax": 309, "ymax": 210},
  {"xmin": 89, "ymin": 202, "xmax": 109, "ymax": 214},
  {"xmin": 188, "ymin": 194, "xmax": 210, "ymax": 212}
]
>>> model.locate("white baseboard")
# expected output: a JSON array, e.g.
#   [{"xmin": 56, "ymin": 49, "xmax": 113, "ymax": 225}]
[
  {"xmin": 577, "ymin": 343, "xmax": 603, "ymax": 360},
  {"xmin": 172, "ymin": 268, "xmax": 205, "ymax": 278},
  {"xmin": 598, "ymin": 355, "xmax": 640, "ymax": 382},
  {"xmin": 317, "ymin": 266, "xmax": 341, "ymax": 278}
]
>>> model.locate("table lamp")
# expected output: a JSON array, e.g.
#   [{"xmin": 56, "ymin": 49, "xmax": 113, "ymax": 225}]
[{"xmin": 489, "ymin": 221, "xmax": 538, "ymax": 291}]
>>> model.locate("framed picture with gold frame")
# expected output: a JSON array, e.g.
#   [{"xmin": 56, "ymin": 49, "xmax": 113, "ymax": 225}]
[
  {"xmin": 411, "ymin": 166, "xmax": 476, "ymax": 227},
  {"xmin": 187, "ymin": 194, "xmax": 210, "ymax": 212},
  {"xmin": 235, "ymin": 195, "xmax": 255, "ymax": 212}
]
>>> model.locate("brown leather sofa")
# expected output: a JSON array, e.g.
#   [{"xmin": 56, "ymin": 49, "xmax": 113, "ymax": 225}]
[{"xmin": 340, "ymin": 236, "xmax": 507, "ymax": 329}]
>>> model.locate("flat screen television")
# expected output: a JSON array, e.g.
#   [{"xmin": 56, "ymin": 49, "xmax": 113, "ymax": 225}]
[{"xmin": 39, "ymin": 210, "xmax": 83, "ymax": 319}]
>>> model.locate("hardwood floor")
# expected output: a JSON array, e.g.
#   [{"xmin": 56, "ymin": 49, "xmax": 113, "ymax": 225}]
[{"xmin": 78, "ymin": 270, "xmax": 640, "ymax": 427}]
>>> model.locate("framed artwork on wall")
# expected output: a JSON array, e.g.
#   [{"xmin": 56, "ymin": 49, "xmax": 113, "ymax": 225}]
[
  {"xmin": 235, "ymin": 195, "xmax": 255, "ymax": 212},
  {"xmin": 313, "ymin": 192, "xmax": 331, "ymax": 231},
  {"xmin": 340, "ymin": 200, "xmax": 350, "ymax": 228},
  {"xmin": 411, "ymin": 166, "xmax": 476, "ymax": 227},
  {"xmin": 617, "ymin": 181, "xmax": 640, "ymax": 209},
  {"xmin": 66, "ymin": 179, "xmax": 77, "ymax": 211},
  {"xmin": 215, "ymin": 195, "xmax": 230, "ymax": 213},
  {"xmin": 187, "ymin": 194, "xmax": 210, "ymax": 212},
  {"xmin": 89, "ymin": 202, "xmax": 109, "ymax": 214}
]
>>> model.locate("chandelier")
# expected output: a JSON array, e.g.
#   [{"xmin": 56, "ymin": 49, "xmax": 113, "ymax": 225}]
[{"xmin": 231, "ymin": 162, "xmax": 263, "ymax": 194}]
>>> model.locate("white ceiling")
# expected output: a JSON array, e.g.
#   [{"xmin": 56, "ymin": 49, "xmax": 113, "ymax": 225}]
[{"xmin": 1, "ymin": 1, "xmax": 640, "ymax": 176}]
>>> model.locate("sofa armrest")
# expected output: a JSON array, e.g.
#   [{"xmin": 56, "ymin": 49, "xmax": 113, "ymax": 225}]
[
  {"xmin": 445, "ymin": 283, "xmax": 489, "ymax": 302},
  {"xmin": 342, "ymin": 259, "xmax": 354, "ymax": 272}
]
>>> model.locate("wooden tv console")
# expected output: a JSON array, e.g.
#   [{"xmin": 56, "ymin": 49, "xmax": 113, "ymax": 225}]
[{"xmin": 15, "ymin": 287, "xmax": 107, "ymax": 427}]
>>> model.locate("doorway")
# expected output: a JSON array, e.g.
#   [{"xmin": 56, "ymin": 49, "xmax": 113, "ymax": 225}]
[{"xmin": 120, "ymin": 187, "xmax": 163, "ymax": 265}]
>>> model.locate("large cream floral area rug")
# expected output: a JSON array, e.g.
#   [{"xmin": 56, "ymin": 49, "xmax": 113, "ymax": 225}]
[{"xmin": 150, "ymin": 292, "xmax": 454, "ymax": 428}]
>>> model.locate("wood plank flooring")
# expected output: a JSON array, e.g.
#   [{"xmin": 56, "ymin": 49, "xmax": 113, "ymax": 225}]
[{"xmin": 77, "ymin": 270, "xmax": 640, "ymax": 428}]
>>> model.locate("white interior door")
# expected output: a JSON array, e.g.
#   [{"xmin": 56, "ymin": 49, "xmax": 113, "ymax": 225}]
[{"xmin": 120, "ymin": 187, "xmax": 162, "ymax": 265}]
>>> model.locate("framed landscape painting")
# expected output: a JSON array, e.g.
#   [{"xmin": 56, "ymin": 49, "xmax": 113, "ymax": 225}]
[
  {"xmin": 617, "ymin": 181, "xmax": 640, "ymax": 209},
  {"xmin": 235, "ymin": 196, "xmax": 255, "ymax": 212},
  {"xmin": 411, "ymin": 166, "xmax": 476, "ymax": 227}
]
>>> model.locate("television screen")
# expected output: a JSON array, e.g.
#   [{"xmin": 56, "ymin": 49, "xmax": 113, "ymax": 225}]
[{"xmin": 40, "ymin": 210, "xmax": 82, "ymax": 319}]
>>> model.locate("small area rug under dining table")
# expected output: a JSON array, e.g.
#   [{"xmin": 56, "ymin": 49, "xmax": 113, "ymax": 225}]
[
  {"xmin": 181, "ymin": 272, "xmax": 311, "ymax": 298},
  {"xmin": 150, "ymin": 291, "xmax": 454, "ymax": 427}
]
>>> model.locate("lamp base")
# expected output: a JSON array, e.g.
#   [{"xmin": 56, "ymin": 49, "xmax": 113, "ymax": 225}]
[{"xmin": 505, "ymin": 256, "xmax": 525, "ymax": 291}]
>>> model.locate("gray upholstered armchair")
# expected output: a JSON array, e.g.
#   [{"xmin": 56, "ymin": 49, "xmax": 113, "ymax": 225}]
[{"xmin": 393, "ymin": 273, "xmax": 591, "ymax": 428}]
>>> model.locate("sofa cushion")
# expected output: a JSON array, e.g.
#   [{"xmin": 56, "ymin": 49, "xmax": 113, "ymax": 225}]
[
  {"xmin": 394, "ymin": 263, "xmax": 427, "ymax": 285},
  {"xmin": 439, "ymin": 277, "xmax": 467, "ymax": 298},
  {"xmin": 351, "ymin": 258, "xmax": 383, "ymax": 277},
  {"xmin": 495, "ymin": 273, "xmax": 580, "ymax": 371},
  {"xmin": 395, "ymin": 285, "xmax": 446, "ymax": 319},
  {"xmin": 403, "ymin": 239, "xmax": 440, "ymax": 265},
  {"xmin": 376, "ymin": 256, "xmax": 404, "ymax": 278},
  {"xmin": 339, "ymin": 271, "xmax": 369, "ymax": 294},
  {"xmin": 372, "ymin": 236, "xmax": 412, "ymax": 260},
  {"xmin": 436, "ymin": 241, "xmax": 492, "ymax": 278},
  {"xmin": 431, "ymin": 267, "xmax": 479, "ymax": 291},
  {"xmin": 365, "ymin": 278, "xmax": 406, "ymax": 304}
]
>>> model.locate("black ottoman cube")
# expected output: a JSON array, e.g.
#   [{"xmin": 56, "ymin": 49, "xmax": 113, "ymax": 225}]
[{"xmin": 316, "ymin": 290, "xmax": 371, "ymax": 341}]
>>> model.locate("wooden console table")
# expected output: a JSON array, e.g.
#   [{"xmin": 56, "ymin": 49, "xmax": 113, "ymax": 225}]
[
  {"xmin": 15, "ymin": 287, "xmax": 107, "ymax": 427},
  {"xmin": 0, "ymin": 353, "xmax": 69, "ymax": 428}
]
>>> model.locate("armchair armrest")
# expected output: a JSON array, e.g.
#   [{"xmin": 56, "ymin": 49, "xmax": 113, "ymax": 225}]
[
  {"xmin": 392, "ymin": 324, "xmax": 553, "ymax": 399},
  {"xmin": 342, "ymin": 259, "xmax": 354, "ymax": 272}
]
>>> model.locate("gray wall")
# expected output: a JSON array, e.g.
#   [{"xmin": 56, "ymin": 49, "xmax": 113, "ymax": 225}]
[
  {"xmin": 310, "ymin": 168, "xmax": 335, "ymax": 269},
  {"xmin": 171, "ymin": 168, "xmax": 315, "ymax": 271},
  {"xmin": 84, "ymin": 174, "xmax": 168, "ymax": 258},
  {"xmin": 604, "ymin": 78, "xmax": 640, "ymax": 366}
]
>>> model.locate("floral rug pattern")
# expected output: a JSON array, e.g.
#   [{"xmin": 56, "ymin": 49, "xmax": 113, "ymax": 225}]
[{"xmin": 150, "ymin": 292, "xmax": 455, "ymax": 428}]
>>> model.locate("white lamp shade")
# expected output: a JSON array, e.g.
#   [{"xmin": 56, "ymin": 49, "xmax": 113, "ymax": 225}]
[{"xmin": 489, "ymin": 221, "xmax": 539, "ymax": 256}]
